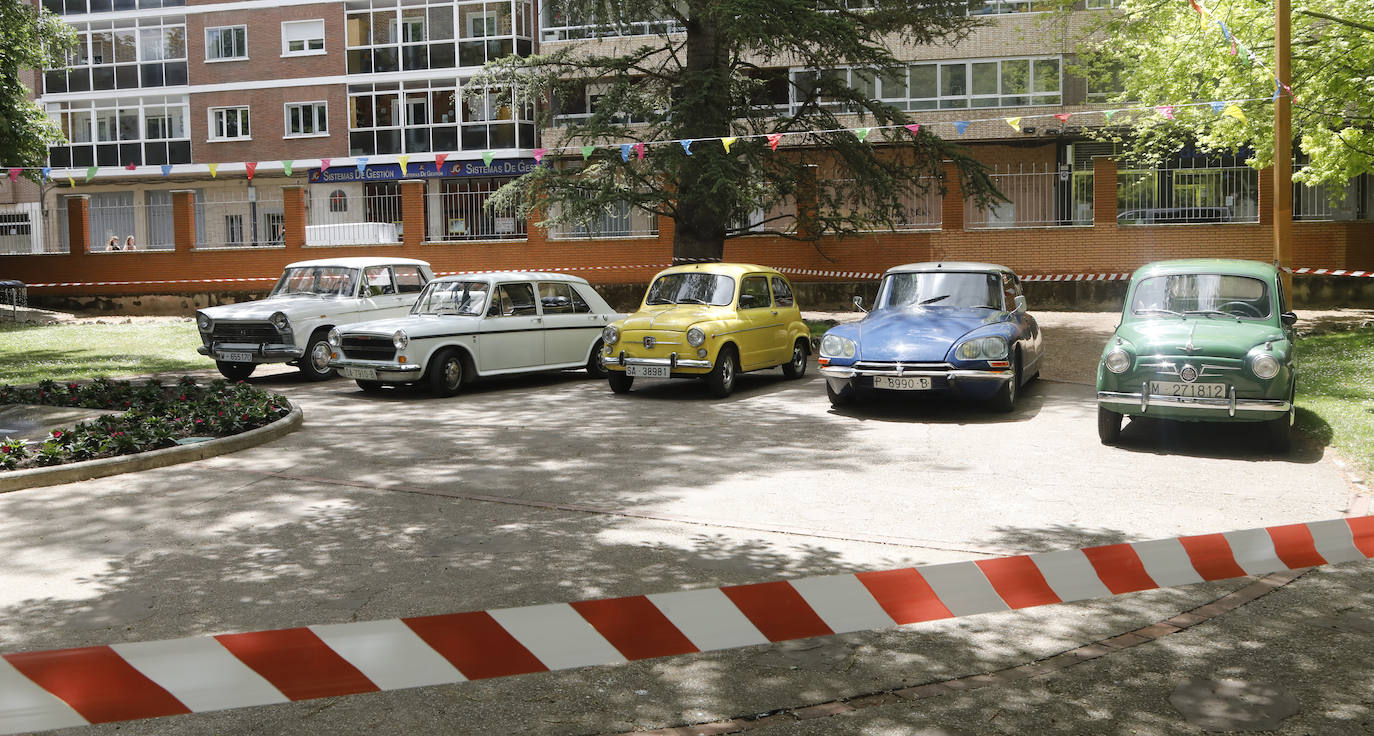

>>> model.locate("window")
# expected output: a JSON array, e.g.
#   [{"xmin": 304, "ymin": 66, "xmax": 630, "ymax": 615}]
[
  {"xmin": 394, "ymin": 265, "xmax": 427, "ymax": 293},
  {"xmin": 206, "ymin": 26, "xmax": 247, "ymax": 61},
  {"xmin": 490, "ymin": 283, "xmax": 537, "ymax": 317},
  {"xmin": 282, "ymin": 19, "xmax": 325, "ymax": 56},
  {"xmin": 329, "ymin": 189, "xmax": 348, "ymax": 212},
  {"xmin": 1085, "ymin": 0, "xmax": 1117, "ymax": 7},
  {"xmin": 739, "ymin": 276, "xmax": 772, "ymax": 309},
  {"xmin": 770, "ymin": 277, "xmax": 794, "ymax": 307},
  {"xmin": 538, "ymin": 282, "xmax": 590, "ymax": 314},
  {"xmin": 224, "ymin": 214, "xmax": 244, "ymax": 244},
  {"xmin": 285, "ymin": 101, "xmax": 328, "ymax": 137},
  {"xmin": 363, "ymin": 266, "xmax": 396, "ymax": 296},
  {"xmin": 209, "ymin": 106, "xmax": 250, "ymax": 140}
]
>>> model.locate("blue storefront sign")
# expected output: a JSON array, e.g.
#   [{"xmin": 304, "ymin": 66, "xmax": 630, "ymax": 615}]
[{"xmin": 307, "ymin": 158, "xmax": 540, "ymax": 184}]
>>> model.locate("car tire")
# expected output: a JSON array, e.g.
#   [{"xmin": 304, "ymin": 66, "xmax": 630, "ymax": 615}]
[
  {"xmin": 781, "ymin": 339, "xmax": 807, "ymax": 379},
  {"xmin": 428, "ymin": 348, "xmax": 465, "ymax": 397},
  {"xmin": 825, "ymin": 381, "xmax": 854, "ymax": 406},
  {"xmin": 586, "ymin": 339, "xmax": 609, "ymax": 378},
  {"xmin": 356, "ymin": 379, "xmax": 384, "ymax": 393},
  {"xmin": 706, "ymin": 345, "xmax": 738, "ymax": 398},
  {"xmin": 1098, "ymin": 406, "xmax": 1122, "ymax": 445},
  {"xmin": 992, "ymin": 353, "xmax": 1020, "ymax": 412},
  {"xmin": 298, "ymin": 330, "xmax": 337, "ymax": 381},
  {"xmin": 216, "ymin": 361, "xmax": 255, "ymax": 381},
  {"xmin": 1267, "ymin": 393, "xmax": 1295, "ymax": 453},
  {"xmin": 607, "ymin": 371, "xmax": 633, "ymax": 394}
]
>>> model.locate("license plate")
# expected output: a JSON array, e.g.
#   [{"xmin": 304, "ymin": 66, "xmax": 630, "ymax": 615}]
[
  {"xmin": 627, "ymin": 364, "xmax": 670, "ymax": 378},
  {"xmin": 1150, "ymin": 381, "xmax": 1226, "ymax": 398},
  {"xmin": 872, "ymin": 375, "xmax": 932, "ymax": 391},
  {"xmin": 217, "ymin": 351, "xmax": 253, "ymax": 362},
  {"xmin": 341, "ymin": 366, "xmax": 378, "ymax": 381}
]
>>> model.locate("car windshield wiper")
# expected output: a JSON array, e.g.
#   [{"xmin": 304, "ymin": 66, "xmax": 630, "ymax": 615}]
[
  {"xmin": 918, "ymin": 294, "xmax": 951, "ymax": 305},
  {"xmin": 676, "ymin": 297, "xmax": 707, "ymax": 304},
  {"xmin": 1135, "ymin": 307, "xmax": 1183, "ymax": 317},
  {"xmin": 1184, "ymin": 309, "xmax": 1233, "ymax": 319},
  {"xmin": 646, "ymin": 298, "xmax": 671, "ymax": 305}
]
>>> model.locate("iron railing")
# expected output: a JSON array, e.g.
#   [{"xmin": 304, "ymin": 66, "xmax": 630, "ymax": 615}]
[
  {"xmin": 1116, "ymin": 166, "xmax": 1259, "ymax": 225},
  {"xmin": 424, "ymin": 181, "xmax": 526, "ymax": 241},
  {"xmin": 966, "ymin": 165, "xmax": 1092, "ymax": 228}
]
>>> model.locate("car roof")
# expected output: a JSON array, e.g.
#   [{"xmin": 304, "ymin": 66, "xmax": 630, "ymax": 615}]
[
  {"xmin": 283, "ymin": 257, "xmax": 431, "ymax": 269},
  {"xmin": 653, "ymin": 262, "xmax": 783, "ymax": 278},
  {"xmin": 885, "ymin": 261, "xmax": 1017, "ymax": 276},
  {"xmin": 431, "ymin": 271, "xmax": 591, "ymax": 285},
  {"xmin": 1130, "ymin": 259, "xmax": 1279, "ymax": 280}
]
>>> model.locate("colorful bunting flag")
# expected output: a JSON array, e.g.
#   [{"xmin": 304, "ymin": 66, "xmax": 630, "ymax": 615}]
[
  {"xmin": 1271, "ymin": 78, "xmax": 1281, "ymax": 101},
  {"xmin": 355, "ymin": 158, "xmax": 368, "ymax": 174},
  {"xmin": 681, "ymin": 140, "xmax": 693, "ymax": 155},
  {"xmin": 904, "ymin": 124, "xmax": 920, "ymax": 136},
  {"xmin": 398, "ymin": 155, "xmax": 410, "ymax": 173},
  {"xmin": 434, "ymin": 153, "xmax": 448, "ymax": 172},
  {"xmin": 721, "ymin": 136, "xmax": 737, "ymax": 152},
  {"xmin": 482, "ymin": 151, "xmax": 495, "ymax": 166},
  {"xmin": 853, "ymin": 129, "xmax": 869, "ymax": 142},
  {"xmin": 1104, "ymin": 110, "xmax": 1118, "ymax": 122},
  {"xmin": 321, "ymin": 158, "xmax": 331, "ymax": 171},
  {"xmin": 124, "ymin": 163, "xmax": 137, "ymax": 171},
  {"xmin": 532, "ymin": 148, "xmax": 547, "ymax": 164},
  {"xmin": 67, "ymin": 174, "xmax": 75, "ymax": 187},
  {"xmin": 86, "ymin": 166, "xmax": 98, "ymax": 182},
  {"xmin": 281, "ymin": 161, "xmax": 293, "ymax": 176},
  {"xmin": 954, "ymin": 121, "xmax": 970, "ymax": 135},
  {"xmin": 160, "ymin": 165, "xmax": 172, "ymax": 177},
  {"xmin": 41, "ymin": 167, "xmax": 51, "ymax": 181},
  {"xmin": 580, "ymin": 145, "xmax": 595, "ymax": 160},
  {"xmin": 1005, "ymin": 117, "xmax": 1022, "ymax": 131},
  {"xmin": 1155, "ymin": 105, "xmax": 1176, "ymax": 120},
  {"xmin": 7, "ymin": 169, "xmax": 18, "ymax": 183},
  {"xmin": 208, "ymin": 163, "xmax": 218, "ymax": 178},
  {"xmin": 767, "ymin": 134, "xmax": 782, "ymax": 151},
  {"xmin": 1210, "ymin": 101, "xmax": 1226, "ymax": 114},
  {"xmin": 621, "ymin": 143, "xmax": 631, "ymax": 162},
  {"xmin": 245, "ymin": 162, "xmax": 257, "ymax": 181},
  {"xmin": 1223, "ymin": 104, "xmax": 1247, "ymax": 123},
  {"xmin": 633, "ymin": 142, "xmax": 645, "ymax": 160},
  {"xmin": 1054, "ymin": 113, "xmax": 1071, "ymax": 123}
]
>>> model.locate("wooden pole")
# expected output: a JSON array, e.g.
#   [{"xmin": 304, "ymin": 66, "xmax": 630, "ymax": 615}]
[{"xmin": 1274, "ymin": 0, "xmax": 1293, "ymax": 293}]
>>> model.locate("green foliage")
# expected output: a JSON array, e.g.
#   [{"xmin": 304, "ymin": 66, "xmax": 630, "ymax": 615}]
[
  {"xmin": 1295, "ymin": 328, "xmax": 1374, "ymax": 476},
  {"xmin": 1071, "ymin": 0, "xmax": 1374, "ymax": 188},
  {"xmin": 0, "ymin": 376, "xmax": 292, "ymax": 472},
  {"xmin": 476, "ymin": 0, "xmax": 1001, "ymax": 259},
  {"xmin": 0, "ymin": 0, "xmax": 76, "ymax": 175}
]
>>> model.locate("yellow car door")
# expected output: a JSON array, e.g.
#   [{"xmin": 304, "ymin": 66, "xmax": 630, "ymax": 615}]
[
  {"xmin": 770, "ymin": 275, "xmax": 801, "ymax": 364},
  {"xmin": 734, "ymin": 274, "xmax": 775, "ymax": 370}
]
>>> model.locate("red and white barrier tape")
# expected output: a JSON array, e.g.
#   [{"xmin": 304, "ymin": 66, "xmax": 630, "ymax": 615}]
[
  {"xmin": 24, "ymin": 278, "xmax": 278, "ymax": 288},
  {"xmin": 2, "ymin": 516, "xmax": 1370, "ymax": 734},
  {"xmin": 1289, "ymin": 267, "xmax": 1372, "ymax": 278}
]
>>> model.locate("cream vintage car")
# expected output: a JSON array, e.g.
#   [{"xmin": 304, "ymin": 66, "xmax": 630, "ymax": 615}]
[
  {"xmin": 195, "ymin": 257, "xmax": 433, "ymax": 381},
  {"xmin": 327, "ymin": 272, "xmax": 619, "ymax": 396}
]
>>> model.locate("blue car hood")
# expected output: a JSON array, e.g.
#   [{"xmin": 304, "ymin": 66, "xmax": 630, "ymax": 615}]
[{"xmin": 858, "ymin": 307, "xmax": 1008, "ymax": 362}]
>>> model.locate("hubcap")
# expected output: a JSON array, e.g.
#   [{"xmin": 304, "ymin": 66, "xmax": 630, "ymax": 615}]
[
  {"xmin": 793, "ymin": 346, "xmax": 803, "ymax": 369},
  {"xmin": 444, "ymin": 359, "xmax": 461, "ymax": 388},
  {"xmin": 311, "ymin": 343, "xmax": 331, "ymax": 371},
  {"xmin": 723, "ymin": 359, "xmax": 733, "ymax": 385}
]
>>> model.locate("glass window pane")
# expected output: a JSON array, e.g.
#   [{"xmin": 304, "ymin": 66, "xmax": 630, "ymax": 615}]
[
  {"xmin": 879, "ymin": 69, "xmax": 905, "ymax": 99},
  {"xmin": 165, "ymin": 27, "xmax": 185, "ymax": 59},
  {"xmin": 1001, "ymin": 59, "xmax": 1029, "ymax": 95},
  {"xmin": 429, "ymin": 6, "xmax": 453, "ymax": 39},
  {"xmin": 908, "ymin": 64, "xmax": 936, "ymax": 98},
  {"xmin": 852, "ymin": 70, "xmax": 875, "ymax": 98},
  {"xmin": 1032, "ymin": 58, "xmax": 1060, "ymax": 93},
  {"xmin": 972, "ymin": 62, "xmax": 998, "ymax": 95},
  {"xmin": 939, "ymin": 63, "xmax": 966, "ymax": 97},
  {"xmin": 115, "ymin": 30, "xmax": 137, "ymax": 62}
]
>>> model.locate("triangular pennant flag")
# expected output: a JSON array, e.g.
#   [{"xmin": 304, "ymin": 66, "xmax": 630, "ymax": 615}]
[
  {"xmin": 1189, "ymin": 0, "xmax": 1202, "ymax": 14},
  {"xmin": 621, "ymin": 144, "xmax": 631, "ymax": 162},
  {"xmin": 208, "ymin": 163, "xmax": 218, "ymax": 178},
  {"xmin": 1223, "ymin": 104, "xmax": 1247, "ymax": 123},
  {"xmin": 1210, "ymin": 101, "xmax": 1226, "ymax": 114},
  {"xmin": 245, "ymin": 162, "xmax": 257, "ymax": 181},
  {"xmin": 482, "ymin": 151, "xmax": 495, "ymax": 166},
  {"xmin": 67, "ymin": 174, "xmax": 75, "ymax": 187},
  {"xmin": 1104, "ymin": 110, "xmax": 1118, "ymax": 121},
  {"xmin": 1005, "ymin": 117, "xmax": 1021, "ymax": 131},
  {"xmin": 41, "ymin": 167, "xmax": 51, "ymax": 181},
  {"xmin": 904, "ymin": 124, "xmax": 920, "ymax": 136},
  {"xmin": 7, "ymin": 169, "xmax": 19, "ymax": 183},
  {"xmin": 1272, "ymin": 78, "xmax": 1284, "ymax": 101},
  {"xmin": 160, "ymin": 164, "xmax": 172, "ymax": 177},
  {"xmin": 355, "ymin": 158, "xmax": 368, "ymax": 174},
  {"xmin": 580, "ymin": 145, "xmax": 595, "ymax": 160},
  {"xmin": 281, "ymin": 161, "xmax": 293, "ymax": 176},
  {"xmin": 954, "ymin": 121, "xmax": 970, "ymax": 135},
  {"xmin": 1054, "ymin": 113, "xmax": 1071, "ymax": 123},
  {"xmin": 398, "ymin": 155, "xmax": 410, "ymax": 173},
  {"xmin": 681, "ymin": 140, "xmax": 693, "ymax": 155},
  {"xmin": 124, "ymin": 163, "xmax": 137, "ymax": 171},
  {"xmin": 767, "ymin": 134, "xmax": 782, "ymax": 151},
  {"xmin": 634, "ymin": 142, "xmax": 645, "ymax": 160},
  {"xmin": 320, "ymin": 158, "xmax": 331, "ymax": 171},
  {"xmin": 532, "ymin": 148, "xmax": 546, "ymax": 164},
  {"xmin": 85, "ymin": 166, "xmax": 98, "ymax": 182},
  {"xmin": 721, "ymin": 136, "xmax": 737, "ymax": 152},
  {"xmin": 434, "ymin": 153, "xmax": 448, "ymax": 172},
  {"xmin": 853, "ymin": 129, "xmax": 869, "ymax": 143},
  {"xmin": 1155, "ymin": 105, "xmax": 1176, "ymax": 120}
]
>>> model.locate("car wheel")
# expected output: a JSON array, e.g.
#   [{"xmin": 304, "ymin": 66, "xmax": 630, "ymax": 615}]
[
  {"xmin": 825, "ymin": 381, "xmax": 854, "ymax": 406},
  {"xmin": 1098, "ymin": 406, "xmax": 1122, "ymax": 445},
  {"xmin": 586, "ymin": 339, "xmax": 609, "ymax": 378},
  {"xmin": 298, "ymin": 330, "xmax": 337, "ymax": 381},
  {"xmin": 992, "ymin": 353, "xmax": 1020, "ymax": 412},
  {"xmin": 216, "ymin": 361, "xmax": 255, "ymax": 381},
  {"xmin": 607, "ymin": 371, "xmax": 633, "ymax": 394},
  {"xmin": 428, "ymin": 349, "xmax": 465, "ymax": 397},
  {"xmin": 706, "ymin": 345, "xmax": 738, "ymax": 398},
  {"xmin": 356, "ymin": 379, "xmax": 384, "ymax": 393},
  {"xmin": 781, "ymin": 339, "xmax": 807, "ymax": 379}
]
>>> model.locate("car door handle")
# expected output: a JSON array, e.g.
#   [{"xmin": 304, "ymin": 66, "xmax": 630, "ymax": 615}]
[{"xmin": 771, "ymin": 311, "xmax": 778, "ymax": 316}]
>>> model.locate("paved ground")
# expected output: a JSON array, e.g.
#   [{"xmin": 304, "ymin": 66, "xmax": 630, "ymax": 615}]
[{"xmin": 0, "ymin": 312, "xmax": 1370, "ymax": 735}]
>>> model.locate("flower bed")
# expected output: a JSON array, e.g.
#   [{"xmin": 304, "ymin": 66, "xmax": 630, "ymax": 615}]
[{"xmin": 0, "ymin": 377, "xmax": 292, "ymax": 471}]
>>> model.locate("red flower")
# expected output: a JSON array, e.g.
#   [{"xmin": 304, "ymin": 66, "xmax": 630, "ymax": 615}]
[
  {"xmin": 241, "ymin": 414, "xmax": 248, "ymax": 421},
  {"xmin": 1, "ymin": 447, "xmax": 10, "ymax": 455},
  {"xmin": 195, "ymin": 419, "xmax": 204, "ymax": 424},
  {"xmin": 179, "ymin": 394, "xmax": 186, "ymax": 401},
  {"xmin": 67, "ymin": 383, "xmax": 78, "ymax": 390},
  {"xmin": 52, "ymin": 430, "xmax": 63, "ymax": 438}
]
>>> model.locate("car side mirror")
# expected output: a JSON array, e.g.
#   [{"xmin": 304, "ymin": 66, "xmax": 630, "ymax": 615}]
[
  {"xmin": 1281, "ymin": 311, "xmax": 1298, "ymax": 326},
  {"xmin": 1013, "ymin": 295, "xmax": 1027, "ymax": 313},
  {"xmin": 852, "ymin": 295, "xmax": 867, "ymax": 313}
]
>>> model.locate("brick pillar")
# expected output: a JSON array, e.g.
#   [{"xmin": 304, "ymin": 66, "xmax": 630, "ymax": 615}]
[
  {"xmin": 66, "ymin": 195, "xmax": 91, "ymax": 254},
  {"xmin": 940, "ymin": 161, "xmax": 964, "ymax": 231},
  {"xmin": 1092, "ymin": 157, "xmax": 1118, "ymax": 228},
  {"xmin": 796, "ymin": 164, "xmax": 819, "ymax": 240},
  {"xmin": 400, "ymin": 179, "xmax": 425, "ymax": 247},
  {"xmin": 170, "ymin": 189, "xmax": 197, "ymax": 252},
  {"xmin": 282, "ymin": 185, "xmax": 307, "ymax": 250}
]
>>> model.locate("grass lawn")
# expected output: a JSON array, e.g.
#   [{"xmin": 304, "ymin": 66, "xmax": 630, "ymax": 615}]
[
  {"xmin": 0, "ymin": 320, "xmax": 206, "ymax": 385},
  {"xmin": 1295, "ymin": 328, "xmax": 1374, "ymax": 477}
]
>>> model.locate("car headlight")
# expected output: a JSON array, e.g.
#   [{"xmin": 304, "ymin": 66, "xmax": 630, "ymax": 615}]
[
  {"xmin": 196, "ymin": 313, "xmax": 212, "ymax": 332},
  {"xmin": 955, "ymin": 336, "xmax": 1009, "ymax": 361},
  {"xmin": 392, "ymin": 330, "xmax": 409, "ymax": 350},
  {"xmin": 820, "ymin": 334, "xmax": 856, "ymax": 358},
  {"xmin": 1251, "ymin": 352, "xmax": 1280, "ymax": 380},
  {"xmin": 687, "ymin": 327, "xmax": 705, "ymax": 347},
  {"xmin": 327, "ymin": 328, "xmax": 341, "ymax": 347},
  {"xmin": 270, "ymin": 311, "xmax": 290, "ymax": 332},
  {"xmin": 1105, "ymin": 348, "xmax": 1131, "ymax": 374},
  {"xmin": 603, "ymin": 325, "xmax": 620, "ymax": 345}
]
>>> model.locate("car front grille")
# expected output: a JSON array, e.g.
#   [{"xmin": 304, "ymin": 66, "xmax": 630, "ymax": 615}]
[
  {"xmin": 341, "ymin": 336, "xmax": 396, "ymax": 362},
  {"xmin": 210, "ymin": 322, "xmax": 279, "ymax": 344}
]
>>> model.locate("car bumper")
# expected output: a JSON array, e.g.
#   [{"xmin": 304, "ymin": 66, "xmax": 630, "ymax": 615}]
[
  {"xmin": 604, "ymin": 352, "xmax": 713, "ymax": 374},
  {"xmin": 198, "ymin": 343, "xmax": 303, "ymax": 363},
  {"xmin": 1097, "ymin": 389, "xmax": 1290, "ymax": 419},
  {"xmin": 328, "ymin": 357, "xmax": 425, "ymax": 381},
  {"xmin": 820, "ymin": 364, "xmax": 1012, "ymax": 397}
]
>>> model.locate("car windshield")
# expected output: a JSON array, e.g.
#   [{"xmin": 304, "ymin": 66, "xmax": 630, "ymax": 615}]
[
  {"xmin": 1130, "ymin": 274, "xmax": 1271, "ymax": 319},
  {"xmin": 412, "ymin": 280, "xmax": 489, "ymax": 316},
  {"xmin": 644, "ymin": 273, "xmax": 735, "ymax": 306},
  {"xmin": 270, "ymin": 266, "xmax": 358, "ymax": 298},
  {"xmin": 879, "ymin": 271, "xmax": 1003, "ymax": 310}
]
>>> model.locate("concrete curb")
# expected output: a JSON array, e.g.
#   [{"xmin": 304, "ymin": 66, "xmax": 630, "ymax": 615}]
[{"xmin": 0, "ymin": 404, "xmax": 303, "ymax": 494}]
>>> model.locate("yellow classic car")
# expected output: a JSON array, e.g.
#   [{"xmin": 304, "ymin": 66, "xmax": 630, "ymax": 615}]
[{"xmin": 602, "ymin": 263, "xmax": 811, "ymax": 397}]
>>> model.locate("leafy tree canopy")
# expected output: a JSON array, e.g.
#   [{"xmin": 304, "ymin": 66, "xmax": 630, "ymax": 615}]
[
  {"xmin": 476, "ymin": 0, "xmax": 1002, "ymax": 261},
  {"xmin": 1070, "ymin": 0, "xmax": 1374, "ymax": 189},
  {"xmin": 0, "ymin": 0, "xmax": 74, "ymax": 178}
]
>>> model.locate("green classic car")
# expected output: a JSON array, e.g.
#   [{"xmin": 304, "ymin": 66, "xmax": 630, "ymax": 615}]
[{"xmin": 1096, "ymin": 259, "xmax": 1298, "ymax": 451}]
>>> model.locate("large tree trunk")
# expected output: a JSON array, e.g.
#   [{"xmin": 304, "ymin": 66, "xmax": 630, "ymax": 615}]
[{"xmin": 671, "ymin": 3, "xmax": 729, "ymax": 263}]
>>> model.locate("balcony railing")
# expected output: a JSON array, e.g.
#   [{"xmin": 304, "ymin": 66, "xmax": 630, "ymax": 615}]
[{"xmin": 967, "ymin": 165, "xmax": 1092, "ymax": 228}]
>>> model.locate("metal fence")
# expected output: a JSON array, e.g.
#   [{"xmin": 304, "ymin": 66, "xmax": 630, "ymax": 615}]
[
  {"xmin": 305, "ymin": 184, "xmax": 401, "ymax": 246},
  {"xmin": 1293, "ymin": 167, "xmax": 1372, "ymax": 221},
  {"xmin": 196, "ymin": 187, "xmax": 286, "ymax": 249},
  {"xmin": 966, "ymin": 165, "xmax": 1093, "ymax": 228},
  {"xmin": 424, "ymin": 180, "xmax": 526, "ymax": 242},
  {"xmin": 0, "ymin": 202, "xmax": 49, "ymax": 255},
  {"xmin": 547, "ymin": 200, "xmax": 659, "ymax": 239},
  {"xmin": 1116, "ymin": 166, "xmax": 1259, "ymax": 225},
  {"xmin": 820, "ymin": 178, "xmax": 942, "ymax": 231}
]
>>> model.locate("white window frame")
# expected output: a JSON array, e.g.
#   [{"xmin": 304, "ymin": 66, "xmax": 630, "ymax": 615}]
[
  {"xmin": 205, "ymin": 25, "xmax": 248, "ymax": 62},
  {"xmin": 466, "ymin": 11, "xmax": 498, "ymax": 38},
  {"xmin": 208, "ymin": 105, "xmax": 251, "ymax": 141},
  {"xmin": 284, "ymin": 101, "xmax": 328, "ymax": 138},
  {"xmin": 281, "ymin": 19, "xmax": 326, "ymax": 57}
]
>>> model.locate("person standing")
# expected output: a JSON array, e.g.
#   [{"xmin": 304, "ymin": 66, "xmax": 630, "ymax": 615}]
[
  {"xmin": 124, "ymin": 235, "xmax": 136, "ymax": 250},
  {"xmin": 105, "ymin": 236, "xmax": 120, "ymax": 251}
]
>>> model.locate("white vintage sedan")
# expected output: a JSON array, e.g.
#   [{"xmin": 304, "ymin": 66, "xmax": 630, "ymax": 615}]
[
  {"xmin": 195, "ymin": 257, "xmax": 433, "ymax": 381},
  {"xmin": 327, "ymin": 272, "xmax": 619, "ymax": 396}
]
